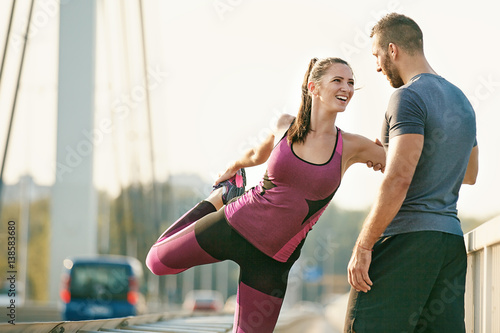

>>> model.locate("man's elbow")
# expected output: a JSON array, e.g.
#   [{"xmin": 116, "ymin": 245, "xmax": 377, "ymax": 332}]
[
  {"xmin": 385, "ymin": 173, "xmax": 413, "ymax": 192},
  {"xmin": 463, "ymin": 174, "xmax": 477, "ymax": 185},
  {"xmin": 463, "ymin": 146, "xmax": 479, "ymax": 185}
]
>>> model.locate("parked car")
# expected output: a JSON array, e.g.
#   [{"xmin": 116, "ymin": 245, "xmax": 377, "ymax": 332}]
[
  {"xmin": 182, "ymin": 290, "xmax": 224, "ymax": 312},
  {"xmin": 60, "ymin": 255, "xmax": 145, "ymax": 321}
]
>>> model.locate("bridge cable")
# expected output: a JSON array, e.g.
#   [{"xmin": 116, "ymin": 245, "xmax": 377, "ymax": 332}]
[{"xmin": 0, "ymin": 0, "xmax": 35, "ymax": 219}]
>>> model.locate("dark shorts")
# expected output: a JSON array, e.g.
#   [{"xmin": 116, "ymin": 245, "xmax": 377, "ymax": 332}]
[{"xmin": 344, "ymin": 231, "xmax": 466, "ymax": 333}]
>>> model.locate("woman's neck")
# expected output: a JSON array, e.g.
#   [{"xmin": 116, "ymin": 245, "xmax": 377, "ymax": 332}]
[{"xmin": 309, "ymin": 103, "xmax": 338, "ymax": 135}]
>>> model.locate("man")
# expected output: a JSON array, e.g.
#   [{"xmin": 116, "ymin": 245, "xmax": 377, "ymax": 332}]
[{"xmin": 345, "ymin": 13, "xmax": 479, "ymax": 333}]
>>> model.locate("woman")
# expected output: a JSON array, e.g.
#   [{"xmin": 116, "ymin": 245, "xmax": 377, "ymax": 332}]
[{"xmin": 146, "ymin": 57, "xmax": 385, "ymax": 332}]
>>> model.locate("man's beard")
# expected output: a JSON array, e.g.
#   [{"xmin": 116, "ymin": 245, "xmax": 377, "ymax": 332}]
[{"xmin": 383, "ymin": 57, "xmax": 405, "ymax": 88}]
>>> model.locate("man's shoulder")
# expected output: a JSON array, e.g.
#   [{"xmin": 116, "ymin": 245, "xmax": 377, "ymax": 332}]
[
  {"xmin": 407, "ymin": 73, "xmax": 460, "ymax": 93},
  {"xmin": 390, "ymin": 74, "xmax": 461, "ymax": 105},
  {"xmin": 388, "ymin": 85, "xmax": 423, "ymax": 108}
]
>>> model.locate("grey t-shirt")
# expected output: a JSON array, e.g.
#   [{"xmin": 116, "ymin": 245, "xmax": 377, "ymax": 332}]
[{"xmin": 382, "ymin": 73, "xmax": 477, "ymax": 237}]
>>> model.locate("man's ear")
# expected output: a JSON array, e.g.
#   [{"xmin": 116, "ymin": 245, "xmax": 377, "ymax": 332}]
[{"xmin": 388, "ymin": 43, "xmax": 398, "ymax": 60}]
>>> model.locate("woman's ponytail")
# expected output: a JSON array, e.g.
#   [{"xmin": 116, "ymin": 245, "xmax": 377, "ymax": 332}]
[{"xmin": 287, "ymin": 58, "xmax": 317, "ymax": 145}]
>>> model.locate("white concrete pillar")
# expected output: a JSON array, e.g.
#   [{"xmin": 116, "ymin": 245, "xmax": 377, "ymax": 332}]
[{"xmin": 49, "ymin": 0, "xmax": 97, "ymax": 304}]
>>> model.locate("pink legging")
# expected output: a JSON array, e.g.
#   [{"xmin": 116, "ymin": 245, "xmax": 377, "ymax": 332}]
[{"xmin": 146, "ymin": 201, "xmax": 302, "ymax": 332}]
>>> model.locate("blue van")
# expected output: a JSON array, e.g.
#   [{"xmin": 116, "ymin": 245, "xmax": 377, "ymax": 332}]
[{"xmin": 60, "ymin": 255, "xmax": 145, "ymax": 321}]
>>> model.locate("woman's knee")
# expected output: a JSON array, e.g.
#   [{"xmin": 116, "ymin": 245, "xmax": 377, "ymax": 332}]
[{"xmin": 146, "ymin": 224, "xmax": 220, "ymax": 275}]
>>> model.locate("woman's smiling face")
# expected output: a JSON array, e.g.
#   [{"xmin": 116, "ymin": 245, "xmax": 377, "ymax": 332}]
[{"xmin": 310, "ymin": 63, "xmax": 355, "ymax": 113}]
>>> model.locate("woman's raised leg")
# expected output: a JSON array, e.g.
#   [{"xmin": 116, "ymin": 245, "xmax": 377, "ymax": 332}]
[
  {"xmin": 154, "ymin": 168, "xmax": 246, "ymax": 243},
  {"xmin": 155, "ymin": 198, "xmax": 218, "ymax": 244},
  {"xmin": 146, "ymin": 222, "xmax": 221, "ymax": 275},
  {"xmin": 146, "ymin": 187, "xmax": 227, "ymax": 275}
]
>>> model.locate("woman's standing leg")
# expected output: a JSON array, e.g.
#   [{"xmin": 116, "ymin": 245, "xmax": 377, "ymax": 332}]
[
  {"xmin": 231, "ymin": 246, "xmax": 301, "ymax": 333},
  {"xmin": 232, "ymin": 281, "xmax": 286, "ymax": 333},
  {"xmin": 195, "ymin": 213, "xmax": 303, "ymax": 333}
]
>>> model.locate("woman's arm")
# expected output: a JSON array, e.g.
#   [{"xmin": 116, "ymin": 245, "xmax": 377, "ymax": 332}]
[
  {"xmin": 214, "ymin": 114, "xmax": 295, "ymax": 185},
  {"xmin": 214, "ymin": 134, "xmax": 274, "ymax": 185},
  {"xmin": 342, "ymin": 132, "xmax": 386, "ymax": 175}
]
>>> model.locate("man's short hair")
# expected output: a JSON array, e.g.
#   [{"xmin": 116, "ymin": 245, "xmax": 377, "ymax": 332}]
[{"xmin": 371, "ymin": 13, "xmax": 424, "ymax": 55}]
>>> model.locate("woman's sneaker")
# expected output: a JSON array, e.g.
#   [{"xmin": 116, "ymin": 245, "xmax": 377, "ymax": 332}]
[{"xmin": 212, "ymin": 169, "xmax": 246, "ymax": 204}]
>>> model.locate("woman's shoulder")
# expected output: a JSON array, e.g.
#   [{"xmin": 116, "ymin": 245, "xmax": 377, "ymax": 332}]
[
  {"xmin": 340, "ymin": 130, "xmax": 364, "ymax": 142},
  {"xmin": 271, "ymin": 114, "xmax": 295, "ymax": 145},
  {"xmin": 275, "ymin": 114, "xmax": 295, "ymax": 132}
]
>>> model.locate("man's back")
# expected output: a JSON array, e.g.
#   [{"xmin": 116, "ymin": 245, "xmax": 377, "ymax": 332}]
[{"xmin": 382, "ymin": 73, "xmax": 476, "ymax": 236}]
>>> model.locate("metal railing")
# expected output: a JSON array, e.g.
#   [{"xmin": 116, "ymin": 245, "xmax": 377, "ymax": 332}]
[
  {"xmin": 464, "ymin": 215, "xmax": 500, "ymax": 333},
  {"xmin": 2, "ymin": 216, "xmax": 498, "ymax": 332},
  {"xmin": 0, "ymin": 308, "xmax": 327, "ymax": 333},
  {"xmin": 0, "ymin": 312, "xmax": 233, "ymax": 333}
]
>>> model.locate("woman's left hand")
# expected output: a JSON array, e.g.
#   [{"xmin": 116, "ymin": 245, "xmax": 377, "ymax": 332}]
[
  {"xmin": 213, "ymin": 165, "xmax": 237, "ymax": 186},
  {"xmin": 366, "ymin": 161, "xmax": 385, "ymax": 173},
  {"xmin": 366, "ymin": 138, "xmax": 385, "ymax": 173}
]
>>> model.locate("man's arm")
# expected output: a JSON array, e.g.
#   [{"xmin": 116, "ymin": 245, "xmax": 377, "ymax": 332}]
[
  {"xmin": 347, "ymin": 133, "xmax": 424, "ymax": 292},
  {"xmin": 463, "ymin": 145, "xmax": 479, "ymax": 185}
]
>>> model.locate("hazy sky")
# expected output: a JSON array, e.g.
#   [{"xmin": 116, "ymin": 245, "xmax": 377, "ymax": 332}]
[{"xmin": 1, "ymin": 0, "xmax": 499, "ymax": 221}]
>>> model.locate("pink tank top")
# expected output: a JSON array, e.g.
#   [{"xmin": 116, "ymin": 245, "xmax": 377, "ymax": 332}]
[{"xmin": 225, "ymin": 127, "xmax": 343, "ymax": 262}]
